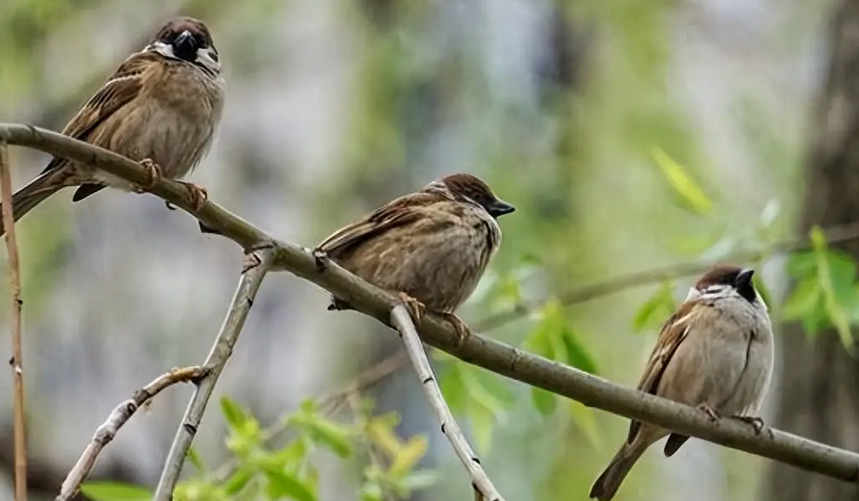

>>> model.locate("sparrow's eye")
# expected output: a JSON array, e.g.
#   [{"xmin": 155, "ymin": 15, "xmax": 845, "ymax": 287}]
[{"xmin": 209, "ymin": 51, "xmax": 219, "ymax": 62}]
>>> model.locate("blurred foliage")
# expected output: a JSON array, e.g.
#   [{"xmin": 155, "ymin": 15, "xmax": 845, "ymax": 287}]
[
  {"xmin": 0, "ymin": 0, "xmax": 829, "ymax": 500},
  {"xmin": 783, "ymin": 227, "xmax": 859, "ymax": 350},
  {"xmin": 83, "ymin": 397, "xmax": 437, "ymax": 501}
]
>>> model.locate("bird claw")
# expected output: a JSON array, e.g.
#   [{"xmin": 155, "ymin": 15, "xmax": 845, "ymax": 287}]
[
  {"xmin": 177, "ymin": 181, "xmax": 208, "ymax": 211},
  {"xmin": 437, "ymin": 311, "xmax": 471, "ymax": 347},
  {"xmin": 398, "ymin": 292, "xmax": 426, "ymax": 325},
  {"xmin": 697, "ymin": 404, "xmax": 721, "ymax": 422},
  {"xmin": 136, "ymin": 158, "xmax": 162, "ymax": 192},
  {"xmin": 312, "ymin": 248, "xmax": 329, "ymax": 273},
  {"xmin": 732, "ymin": 415, "xmax": 766, "ymax": 435}
]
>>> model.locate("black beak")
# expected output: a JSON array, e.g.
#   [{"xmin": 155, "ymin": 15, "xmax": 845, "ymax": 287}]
[
  {"xmin": 735, "ymin": 268, "xmax": 755, "ymax": 288},
  {"xmin": 488, "ymin": 199, "xmax": 515, "ymax": 218},
  {"xmin": 172, "ymin": 30, "xmax": 197, "ymax": 61}
]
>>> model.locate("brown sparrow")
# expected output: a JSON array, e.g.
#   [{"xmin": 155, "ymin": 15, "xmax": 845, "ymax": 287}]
[
  {"xmin": 590, "ymin": 266, "xmax": 773, "ymax": 501},
  {"xmin": 0, "ymin": 16, "xmax": 224, "ymax": 235},
  {"xmin": 315, "ymin": 173, "xmax": 515, "ymax": 343}
]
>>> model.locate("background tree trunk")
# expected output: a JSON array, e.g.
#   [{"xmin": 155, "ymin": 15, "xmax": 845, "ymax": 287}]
[{"xmin": 766, "ymin": 1, "xmax": 859, "ymax": 499}]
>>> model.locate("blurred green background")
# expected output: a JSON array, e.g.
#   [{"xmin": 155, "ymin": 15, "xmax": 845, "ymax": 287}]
[{"xmin": 0, "ymin": 0, "xmax": 850, "ymax": 500}]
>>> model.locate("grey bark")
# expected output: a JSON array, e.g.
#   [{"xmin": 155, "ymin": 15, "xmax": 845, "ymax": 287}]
[{"xmin": 765, "ymin": 1, "xmax": 859, "ymax": 500}]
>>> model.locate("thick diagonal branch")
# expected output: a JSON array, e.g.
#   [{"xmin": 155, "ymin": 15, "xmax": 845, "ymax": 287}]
[
  {"xmin": 153, "ymin": 248, "xmax": 275, "ymax": 500},
  {"xmin": 56, "ymin": 366, "xmax": 208, "ymax": 501},
  {"xmin": 391, "ymin": 305, "xmax": 504, "ymax": 501},
  {"xmin": 2, "ymin": 124, "xmax": 859, "ymax": 486}
]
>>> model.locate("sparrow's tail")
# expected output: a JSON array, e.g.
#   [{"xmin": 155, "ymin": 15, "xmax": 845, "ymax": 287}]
[
  {"xmin": 589, "ymin": 444, "xmax": 646, "ymax": 501},
  {"xmin": 0, "ymin": 170, "xmax": 69, "ymax": 237}
]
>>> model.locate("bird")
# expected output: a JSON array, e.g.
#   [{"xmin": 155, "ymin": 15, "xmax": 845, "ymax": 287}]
[
  {"xmin": 589, "ymin": 266, "xmax": 774, "ymax": 501},
  {"xmin": 315, "ymin": 173, "xmax": 515, "ymax": 344},
  {"xmin": 0, "ymin": 16, "xmax": 224, "ymax": 236}
]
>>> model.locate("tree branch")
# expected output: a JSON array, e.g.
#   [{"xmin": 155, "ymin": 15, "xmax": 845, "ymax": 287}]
[
  {"xmin": 0, "ymin": 138, "xmax": 26, "ymax": 501},
  {"xmin": 2, "ymin": 124, "xmax": 859, "ymax": 491},
  {"xmin": 390, "ymin": 305, "xmax": 504, "ymax": 501},
  {"xmin": 153, "ymin": 248, "xmax": 275, "ymax": 500},
  {"xmin": 56, "ymin": 366, "xmax": 208, "ymax": 501},
  {"xmin": 475, "ymin": 220, "xmax": 859, "ymax": 332}
]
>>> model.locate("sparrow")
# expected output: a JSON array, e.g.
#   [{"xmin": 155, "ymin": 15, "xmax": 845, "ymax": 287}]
[
  {"xmin": 0, "ymin": 16, "xmax": 224, "ymax": 236},
  {"xmin": 315, "ymin": 173, "xmax": 515, "ymax": 343},
  {"xmin": 590, "ymin": 266, "xmax": 774, "ymax": 501}
]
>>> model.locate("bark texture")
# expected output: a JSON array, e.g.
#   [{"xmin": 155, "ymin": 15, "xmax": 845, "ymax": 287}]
[{"xmin": 766, "ymin": 1, "xmax": 859, "ymax": 500}]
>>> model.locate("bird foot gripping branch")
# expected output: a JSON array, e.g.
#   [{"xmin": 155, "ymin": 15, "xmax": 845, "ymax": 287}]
[
  {"xmin": 135, "ymin": 158, "xmax": 162, "ymax": 191},
  {"xmin": 178, "ymin": 181, "xmax": 208, "ymax": 212},
  {"xmin": 397, "ymin": 292, "xmax": 426, "ymax": 325}
]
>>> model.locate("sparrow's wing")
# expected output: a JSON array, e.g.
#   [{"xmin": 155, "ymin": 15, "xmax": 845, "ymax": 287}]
[
  {"xmin": 626, "ymin": 300, "xmax": 697, "ymax": 444},
  {"xmin": 318, "ymin": 191, "xmax": 445, "ymax": 259},
  {"xmin": 42, "ymin": 51, "xmax": 158, "ymax": 173}
]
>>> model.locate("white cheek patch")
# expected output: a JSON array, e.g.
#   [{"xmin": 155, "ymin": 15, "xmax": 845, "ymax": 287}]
[
  {"xmin": 685, "ymin": 287, "xmax": 701, "ymax": 301},
  {"xmin": 196, "ymin": 47, "xmax": 221, "ymax": 73},
  {"xmin": 147, "ymin": 41, "xmax": 176, "ymax": 59}
]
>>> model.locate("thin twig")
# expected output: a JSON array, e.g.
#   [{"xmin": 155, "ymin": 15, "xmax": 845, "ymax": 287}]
[
  {"xmin": 153, "ymin": 248, "xmax": 275, "ymax": 500},
  {"xmin": 56, "ymin": 366, "xmax": 207, "ymax": 501},
  {"xmin": 391, "ymin": 305, "xmax": 504, "ymax": 501},
  {"xmin": 2, "ymin": 124, "xmax": 859, "ymax": 484},
  {"xmin": 320, "ymin": 350, "xmax": 409, "ymax": 405},
  {"xmin": 475, "ymin": 220, "xmax": 859, "ymax": 331},
  {"xmin": 0, "ymin": 139, "xmax": 26, "ymax": 501}
]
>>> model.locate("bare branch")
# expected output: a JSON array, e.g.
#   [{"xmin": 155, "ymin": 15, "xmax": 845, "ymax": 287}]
[
  {"xmin": 0, "ymin": 138, "xmax": 26, "ymax": 501},
  {"xmin": 2, "ymin": 124, "xmax": 859, "ymax": 486},
  {"xmin": 391, "ymin": 305, "xmax": 504, "ymax": 501},
  {"xmin": 56, "ymin": 366, "xmax": 208, "ymax": 501},
  {"xmin": 153, "ymin": 248, "xmax": 275, "ymax": 500}
]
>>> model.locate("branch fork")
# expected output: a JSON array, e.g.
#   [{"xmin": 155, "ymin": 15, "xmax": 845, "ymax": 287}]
[{"xmin": 0, "ymin": 124, "xmax": 858, "ymax": 497}]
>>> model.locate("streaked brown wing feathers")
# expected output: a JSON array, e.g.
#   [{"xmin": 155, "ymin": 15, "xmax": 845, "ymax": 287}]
[
  {"xmin": 626, "ymin": 301, "xmax": 698, "ymax": 443},
  {"xmin": 42, "ymin": 52, "xmax": 155, "ymax": 173},
  {"xmin": 318, "ymin": 191, "xmax": 445, "ymax": 259}
]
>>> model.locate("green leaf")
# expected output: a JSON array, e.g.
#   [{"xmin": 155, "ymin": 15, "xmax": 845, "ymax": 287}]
[
  {"xmin": 531, "ymin": 387, "xmax": 557, "ymax": 416},
  {"xmin": 651, "ymin": 147, "xmax": 712, "ymax": 214},
  {"xmin": 223, "ymin": 467, "xmax": 254, "ymax": 495},
  {"xmin": 186, "ymin": 447, "xmax": 205, "ymax": 474},
  {"xmin": 811, "ymin": 226, "xmax": 855, "ymax": 350},
  {"xmin": 275, "ymin": 438, "xmax": 309, "ymax": 467},
  {"xmin": 560, "ymin": 327, "xmax": 597, "ymax": 374},
  {"xmin": 787, "ymin": 251, "xmax": 817, "ymax": 277},
  {"xmin": 467, "ymin": 400, "xmax": 495, "ymax": 453},
  {"xmin": 220, "ymin": 396, "xmax": 249, "ymax": 430},
  {"xmin": 632, "ymin": 281, "xmax": 675, "ymax": 332},
  {"xmin": 360, "ymin": 481, "xmax": 385, "ymax": 501},
  {"xmin": 80, "ymin": 482, "xmax": 152, "ymax": 501},
  {"xmin": 312, "ymin": 420, "xmax": 353, "ymax": 458},
  {"xmin": 439, "ymin": 363, "xmax": 467, "ymax": 412},
  {"xmin": 459, "ymin": 366, "xmax": 513, "ymax": 417},
  {"xmin": 389, "ymin": 435, "xmax": 428, "ymax": 476},
  {"xmin": 782, "ymin": 278, "xmax": 821, "ymax": 321},
  {"xmin": 265, "ymin": 470, "xmax": 316, "ymax": 501},
  {"xmin": 400, "ymin": 471, "xmax": 440, "ymax": 491},
  {"xmin": 568, "ymin": 401, "xmax": 601, "ymax": 450},
  {"xmin": 289, "ymin": 412, "xmax": 354, "ymax": 458}
]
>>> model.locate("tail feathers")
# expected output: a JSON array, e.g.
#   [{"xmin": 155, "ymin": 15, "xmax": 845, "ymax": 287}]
[
  {"xmin": 0, "ymin": 170, "xmax": 68, "ymax": 237},
  {"xmin": 589, "ymin": 445, "xmax": 646, "ymax": 501}
]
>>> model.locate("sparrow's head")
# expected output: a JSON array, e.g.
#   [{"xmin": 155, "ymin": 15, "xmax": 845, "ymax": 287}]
[
  {"xmin": 688, "ymin": 265, "xmax": 760, "ymax": 305},
  {"xmin": 436, "ymin": 173, "xmax": 515, "ymax": 219},
  {"xmin": 147, "ymin": 17, "xmax": 220, "ymax": 75}
]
